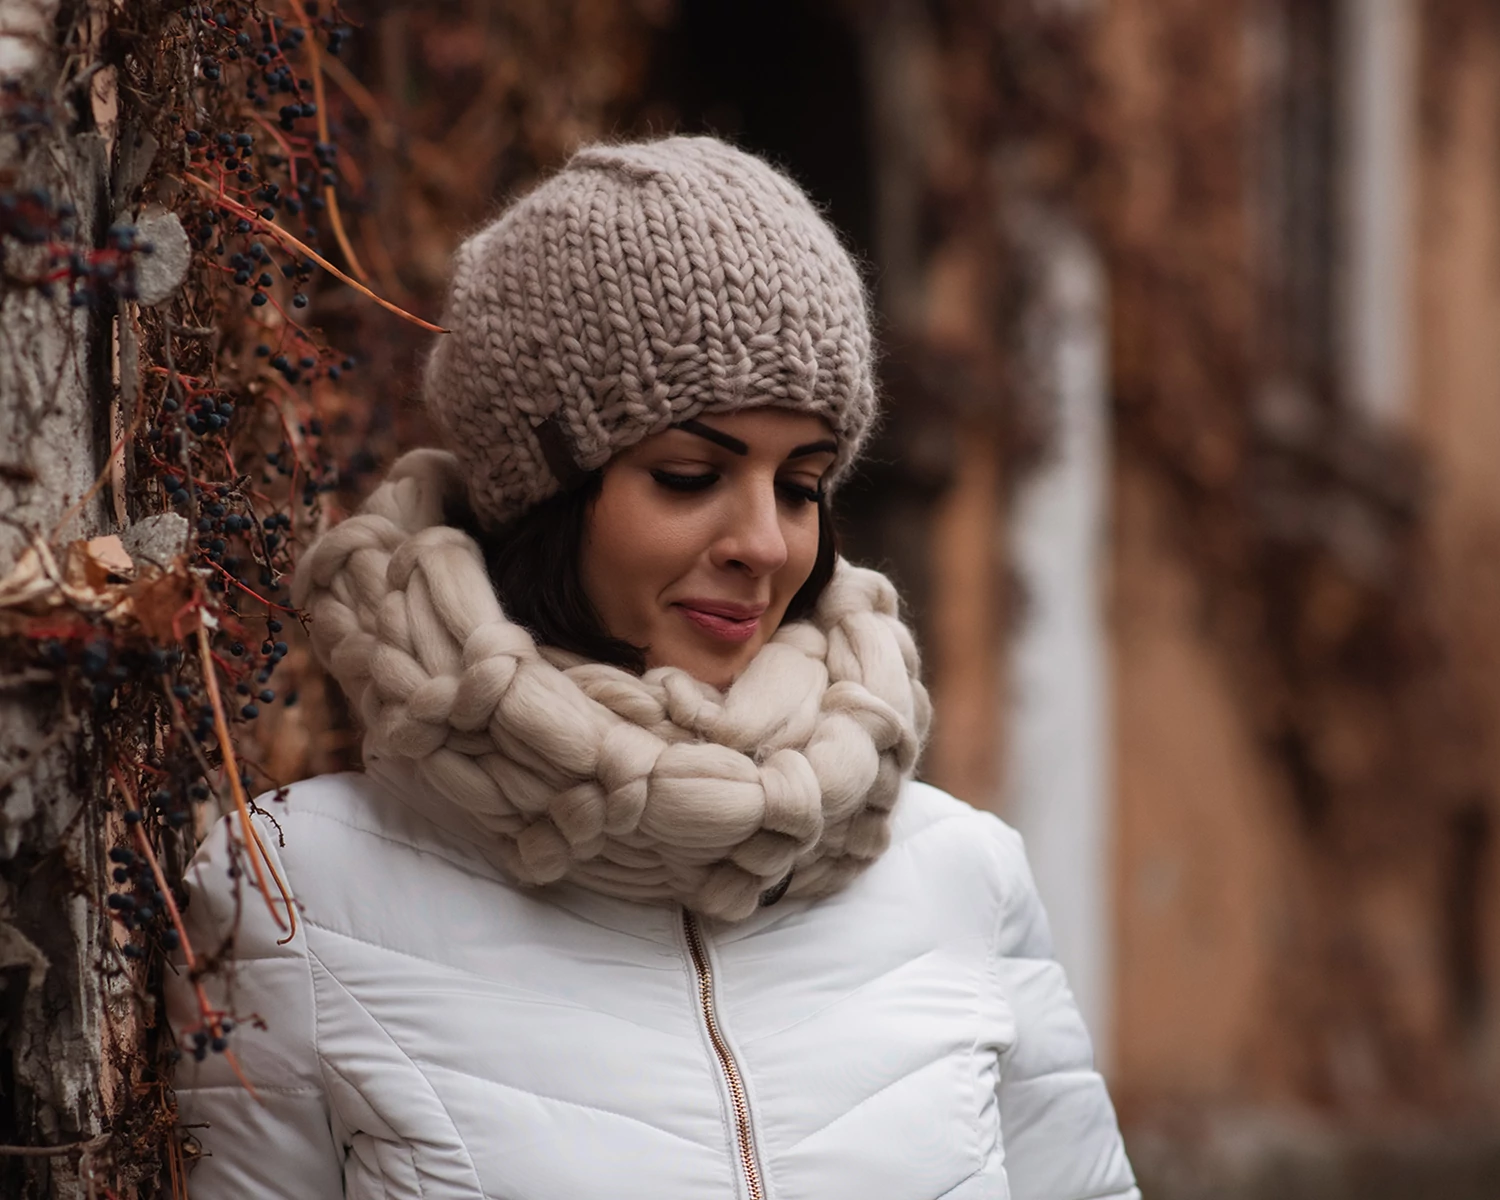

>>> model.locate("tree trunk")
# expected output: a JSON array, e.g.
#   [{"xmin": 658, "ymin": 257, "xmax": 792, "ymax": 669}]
[{"xmin": 0, "ymin": 7, "xmax": 119, "ymax": 1193}]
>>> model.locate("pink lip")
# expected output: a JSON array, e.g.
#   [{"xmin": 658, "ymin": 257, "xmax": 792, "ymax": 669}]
[{"xmin": 673, "ymin": 600, "xmax": 766, "ymax": 644}]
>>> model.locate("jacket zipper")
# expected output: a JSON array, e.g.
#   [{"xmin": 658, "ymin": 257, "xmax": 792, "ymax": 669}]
[{"xmin": 683, "ymin": 910, "xmax": 766, "ymax": 1200}]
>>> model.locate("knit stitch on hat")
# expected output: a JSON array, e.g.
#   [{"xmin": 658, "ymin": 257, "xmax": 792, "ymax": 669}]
[
  {"xmin": 423, "ymin": 136, "xmax": 877, "ymax": 528},
  {"xmin": 292, "ymin": 449, "xmax": 932, "ymax": 921}
]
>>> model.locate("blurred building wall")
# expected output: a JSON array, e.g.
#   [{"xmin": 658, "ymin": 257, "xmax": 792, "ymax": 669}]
[
  {"xmin": 1095, "ymin": 0, "xmax": 1500, "ymax": 1190},
  {"xmin": 1414, "ymin": 0, "xmax": 1500, "ymax": 1090}
]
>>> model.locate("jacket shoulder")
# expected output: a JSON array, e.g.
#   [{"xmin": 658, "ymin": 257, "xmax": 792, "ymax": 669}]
[
  {"xmin": 884, "ymin": 780, "xmax": 1047, "ymax": 955},
  {"xmin": 243, "ymin": 771, "xmax": 506, "ymax": 909},
  {"xmin": 888, "ymin": 779, "xmax": 1029, "ymax": 877}
]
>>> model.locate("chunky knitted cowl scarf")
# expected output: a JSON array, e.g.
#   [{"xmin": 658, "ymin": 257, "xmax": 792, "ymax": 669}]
[{"xmin": 293, "ymin": 449, "xmax": 932, "ymax": 921}]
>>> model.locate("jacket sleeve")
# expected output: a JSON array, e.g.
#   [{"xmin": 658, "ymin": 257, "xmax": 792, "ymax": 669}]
[
  {"xmin": 164, "ymin": 812, "xmax": 345, "ymax": 1198},
  {"xmin": 989, "ymin": 821, "xmax": 1140, "ymax": 1200}
]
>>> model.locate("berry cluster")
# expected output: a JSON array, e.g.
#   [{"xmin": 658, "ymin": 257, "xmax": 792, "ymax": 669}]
[
  {"xmin": 0, "ymin": 184, "xmax": 156, "ymax": 306},
  {"xmin": 228, "ymin": 615, "xmax": 299, "ymax": 722},
  {"xmin": 180, "ymin": 3, "xmax": 351, "ymax": 114},
  {"xmin": 0, "ymin": 78, "xmax": 53, "ymax": 153},
  {"xmin": 185, "ymin": 1020, "xmax": 234, "ymax": 1063},
  {"xmin": 66, "ymin": 637, "xmax": 185, "ymax": 711},
  {"xmin": 106, "ymin": 842, "xmax": 181, "ymax": 958}
]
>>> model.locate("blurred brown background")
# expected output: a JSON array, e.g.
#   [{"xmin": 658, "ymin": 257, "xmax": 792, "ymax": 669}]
[{"xmin": 259, "ymin": 1, "xmax": 1500, "ymax": 1194}]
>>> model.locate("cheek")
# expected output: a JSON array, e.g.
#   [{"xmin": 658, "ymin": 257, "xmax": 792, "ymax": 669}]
[
  {"xmin": 583, "ymin": 475, "xmax": 703, "ymax": 608},
  {"xmin": 781, "ymin": 513, "xmax": 822, "ymax": 595}
]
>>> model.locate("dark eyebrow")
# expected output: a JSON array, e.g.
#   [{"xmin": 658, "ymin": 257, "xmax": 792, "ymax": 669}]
[
  {"xmin": 676, "ymin": 420, "xmax": 838, "ymax": 462},
  {"xmin": 677, "ymin": 419, "xmax": 747, "ymax": 455}
]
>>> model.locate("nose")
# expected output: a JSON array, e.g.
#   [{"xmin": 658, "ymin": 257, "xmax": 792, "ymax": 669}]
[{"xmin": 711, "ymin": 475, "xmax": 790, "ymax": 577}]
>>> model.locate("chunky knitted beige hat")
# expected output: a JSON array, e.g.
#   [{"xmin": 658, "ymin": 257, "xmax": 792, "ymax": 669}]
[{"xmin": 422, "ymin": 136, "xmax": 877, "ymax": 528}]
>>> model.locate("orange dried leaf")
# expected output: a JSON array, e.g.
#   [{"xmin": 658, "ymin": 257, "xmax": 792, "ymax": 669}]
[{"xmin": 66, "ymin": 535, "xmax": 134, "ymax": 595}]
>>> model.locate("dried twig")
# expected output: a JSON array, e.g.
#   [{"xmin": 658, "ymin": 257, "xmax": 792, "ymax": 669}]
[
  {"xmin": 194, "ymin": 624, "xmax": 295, "ymax": 940},
  {"xmin": 317, "ymin": 51, "xmax": 395, "ymax": 146},
  {"xmin": 181, "ymin": 173, "xmax": 445, "ymax": 333},
  {"xmin": 131, "ymin": 815, "xmax": 196, "ymax": 972},
  {"xmin": 285, "ymin": 0, "xmax": 370, "ymax": 285}
]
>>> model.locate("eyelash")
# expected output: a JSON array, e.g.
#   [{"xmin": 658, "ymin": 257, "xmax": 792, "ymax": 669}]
[{"xmin": 650, "ymin": 470, "xmax": 823, "ymax": 507}]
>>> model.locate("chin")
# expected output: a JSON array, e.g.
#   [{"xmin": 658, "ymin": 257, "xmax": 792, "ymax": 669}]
[
  {"xmin": 652, "ymin": 640, "xmax": 755, "ymax": 691},
  {"xmin": 684, "ymin": 657, "xmax": 743, "ymax": 691}
]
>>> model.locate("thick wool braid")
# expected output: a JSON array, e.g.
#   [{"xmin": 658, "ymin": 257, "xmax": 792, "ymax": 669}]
[
  {"xmin": 423, "ymin": 137, "xmax": 876, "ymax": 528},
  {"xmin": 293, "ymin": 450, "xmax": 932, "ymax": 921}
]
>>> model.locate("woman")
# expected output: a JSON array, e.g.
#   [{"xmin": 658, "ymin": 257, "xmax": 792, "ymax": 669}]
[{"xmin": 169, "ymin": 136, "xmax": 1139, "ymax": 1200}]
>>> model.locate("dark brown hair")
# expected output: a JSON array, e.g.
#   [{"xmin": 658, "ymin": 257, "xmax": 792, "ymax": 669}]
[{"xmin": 451, "ymin": 473, "xmax": 840, "ymax": 674}]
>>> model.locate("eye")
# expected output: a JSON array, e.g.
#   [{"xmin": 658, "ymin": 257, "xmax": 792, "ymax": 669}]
[
  {"xmin": 776, "ymin": 481, "xmax": 823, "ymax": 508},
  {"xmin": 650, "ymin": 469, "xmax": 718, "ymax": 493}
]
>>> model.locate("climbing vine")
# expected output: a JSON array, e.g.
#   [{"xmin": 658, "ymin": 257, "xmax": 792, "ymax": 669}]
[
  {"xmin": 0, "ymin": 0, "xmax": 431, "ymax": 1190},
  {"xmin": 0, "ymin": 1, "xmax": 661, "ymax": 1192}
]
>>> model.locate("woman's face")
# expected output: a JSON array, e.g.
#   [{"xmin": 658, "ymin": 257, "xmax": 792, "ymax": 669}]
[{"xmin": 580, "ymin": 408, "xmax": 837, "ymax": 689}]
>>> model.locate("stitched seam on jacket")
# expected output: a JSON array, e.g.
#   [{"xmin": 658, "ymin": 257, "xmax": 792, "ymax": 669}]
[
  {"xmin": 783, "ymin": 1053, "xmax": 951, "ymax": 1153},
  {"xmin": 307, "ymin": 946, "xmax": 487, "ymax": 1197},
  {"xmin": 987, "ymin": 824, "xmax": 1031, "ymax": 956},
  {"xmin": 410, "ymin": 1057, "xmax": 715, "ymax": 1153},
  {"xmin": 933, "ymin": 1161, "xmax": 986, "ymax": 1199},
  {"xmin": 302, "ymin": 920, "xmax": 678, "ymax": 1039},
  {"xmin": 289, "ymin": 807, "xmax": 676, "ymax": 951},
  {"xmin": 710, "ymin": 810, "xmax": 977, "ymax": 947},
  {"xmin": 739, "ymin": 945, "xmax": 950, "ymax": 1047},
  {"xmin": 1002, "ymin": 1066, "xmax": 1098, "ymax": 1088},
  {"xmin": 988, "ymin": 825, "xmax": 1027, "ymax": 1074},
  {"xmin": 328, "ymin": 1060, "xmax": 471, "ymax": 1200},
  {"xmin": 282, "ymin": 806, "xmax": 505, "ymax": 888},
  {"xmin": 308, "ymin": 913, "xmax": 338, "ymax": 1152},
  {"xmin": 887, "ymin": 808, "xmax": 984, "ymax": 851},
  {"xmin": 537, "ymin": 893, "xmax": 678, "ymax": 948},
  {"xmin": 391, "ymin": 1136, "xmax": 429, "ymax": 1200}
]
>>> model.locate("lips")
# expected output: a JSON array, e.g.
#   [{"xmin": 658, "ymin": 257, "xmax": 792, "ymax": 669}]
[{"xmin": 673, "ymin": 599, "xmax": 767, "ymax": 644}]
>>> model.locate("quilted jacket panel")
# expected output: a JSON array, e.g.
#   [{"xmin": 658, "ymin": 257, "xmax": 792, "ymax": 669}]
[{"xmin": 168, "ymin": 773, "xmax": 1138, "ymax": 1200}]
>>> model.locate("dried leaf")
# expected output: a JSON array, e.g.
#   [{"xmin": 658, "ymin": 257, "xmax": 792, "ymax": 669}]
[
  {"xmin": 66, "ymin": 535, "xmax": 134, "ymax": 595},
  {"xmin": 0, "ymin": 542, "xmax": 56, "ymax": 611},
  {"xmin": 0, "ymin": 534, "xmax": 199, "ymax": 641},
  {"xmin": 118, "ymin": 560, "xmax": 199, "ymax": 641}
]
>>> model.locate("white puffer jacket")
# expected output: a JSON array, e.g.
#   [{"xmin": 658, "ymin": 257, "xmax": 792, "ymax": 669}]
[{"xmin": 167, "ymin": 772, "xmax": 1138, "ymax": 1200}]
